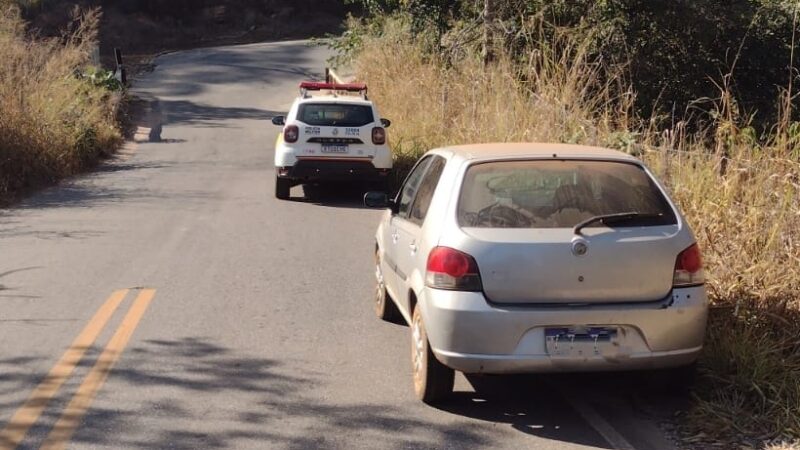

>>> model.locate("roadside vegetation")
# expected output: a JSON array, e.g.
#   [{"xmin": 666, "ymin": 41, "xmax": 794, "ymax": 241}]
[
  {"xmin": 332, "ymin": 2, "xmax": 800, "ymax": 447},
  {"xmin": 0, "ymin": 3, "xmax": 121, "ymax": 203}
]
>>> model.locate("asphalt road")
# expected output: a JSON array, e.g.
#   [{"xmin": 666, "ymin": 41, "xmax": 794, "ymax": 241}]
[{"xmin": 0, "ymin": 41, "xmax": 684, "ymax": 450}]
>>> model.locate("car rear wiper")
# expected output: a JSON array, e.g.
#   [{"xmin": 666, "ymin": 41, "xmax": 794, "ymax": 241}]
[{"xmin": 573, "ymin": 212, "xmax": 664, "ymax": 235}]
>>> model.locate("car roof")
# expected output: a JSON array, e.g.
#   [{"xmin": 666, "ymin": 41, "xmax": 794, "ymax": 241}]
[
  {"xmin": 296, "ymin": 95, "xmax": 373, "ymax": 105},
  {"xmin": 436, "ymin": 143, "xmax": 639, "ymax": 162}
]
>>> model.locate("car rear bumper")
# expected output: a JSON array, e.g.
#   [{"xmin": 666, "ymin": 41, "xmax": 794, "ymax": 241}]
[
  {"xmin": 419, "ymin": 285, "xmax": 708, "ymax": 374},
  {"xmin": 435, "ymin": 346, "xmax": 702, "ymax": 374},
  {"xmin": 278, "ymin": 158, "xmax": 390, "ymax": 183}
]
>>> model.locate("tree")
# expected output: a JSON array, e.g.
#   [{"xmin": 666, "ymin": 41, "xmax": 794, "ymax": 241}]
[{"xmin": 482, "ymin": 0, "xmax": 495, "ymax": 66}]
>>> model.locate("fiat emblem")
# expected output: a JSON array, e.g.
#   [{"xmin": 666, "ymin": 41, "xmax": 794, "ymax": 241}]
[
  {"xmin": 572, "ymin": 241, "xmax": 588, "ymax": 257},
  {"xmin": 332, "ymin": 128, "xmax": 339, "ymax": 136}
]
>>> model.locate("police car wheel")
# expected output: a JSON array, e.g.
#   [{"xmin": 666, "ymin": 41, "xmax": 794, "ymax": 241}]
[{"xmin": 275, "ymin": 177, "xmax": 291, "ymax": 200}]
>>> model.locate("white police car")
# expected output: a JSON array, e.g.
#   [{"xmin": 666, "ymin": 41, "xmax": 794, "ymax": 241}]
[{"xmin": 271, "ymin": 82, "xmax": 393, "ymax": 199}]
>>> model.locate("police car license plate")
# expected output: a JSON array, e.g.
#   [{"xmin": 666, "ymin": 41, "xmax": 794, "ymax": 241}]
[{"xmin": 321, "ymin": 145, "xmax": 348, "ymax": 153}]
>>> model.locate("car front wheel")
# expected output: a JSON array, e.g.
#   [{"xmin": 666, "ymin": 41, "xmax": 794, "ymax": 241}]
[
  {"xmin": 411, "ymin": 305, "xmax": 454, "ymax": 403},
  {"xmin": 375, "ymin": 250, "xmax": 402, "ymax": 323}
]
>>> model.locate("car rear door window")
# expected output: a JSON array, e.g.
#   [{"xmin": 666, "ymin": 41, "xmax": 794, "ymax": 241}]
[
  {"xmin": 458, "ymin": 159, "xmax": 677, "ymax": 228},
  {"xmin": 297, "ymin": 103, "xmax": 374, "ymax": 127},
  {"xmin": 397, "ymin": 156, "xmax": 433, "ymax": 218},
  {"xmin": 408, "ymin": 156, "xmax": 446, "ymax": 225}
]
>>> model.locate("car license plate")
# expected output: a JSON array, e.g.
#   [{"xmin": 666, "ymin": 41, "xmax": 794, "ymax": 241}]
[
  {"xmin": 321, "ymin": 144, "xmax": 348, "ymax": 153},
  {"xmin": 545, "ymin": 327, "xmax": 618, "ymax": 357}
]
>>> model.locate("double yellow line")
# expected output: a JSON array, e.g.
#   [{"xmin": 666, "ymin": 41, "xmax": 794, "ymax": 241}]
[{"xmin": 0, "ymin": 288, "xmax": 156, "ymax": 450}]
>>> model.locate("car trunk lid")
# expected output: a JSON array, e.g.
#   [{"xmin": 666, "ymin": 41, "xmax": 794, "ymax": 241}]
[
  {"xmin": 463, "ymin": 227, "xmax": 679, "ymax": 304},
  {"xmin": 454, "ymin": 158, "xmax": 683, "ymax": 304}
]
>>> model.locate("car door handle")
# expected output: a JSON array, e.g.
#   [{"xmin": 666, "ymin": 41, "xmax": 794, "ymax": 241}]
[
  {"xmin": 409, "ymin": 242, "xmax": 417, "ymax": 253},
  {"xmin": 391, "ymin": 232, "xmax": 399, "ymax": 243}
]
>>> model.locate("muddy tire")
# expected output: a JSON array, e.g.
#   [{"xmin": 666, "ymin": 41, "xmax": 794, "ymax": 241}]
[{"xmin": 411, "ymin": 305, "xmax": 454, "ymax": 404}]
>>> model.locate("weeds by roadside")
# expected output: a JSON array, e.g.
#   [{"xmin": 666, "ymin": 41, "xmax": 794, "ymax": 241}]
[
  {"xmin": 342, "ymin": 15, "xmax": 800, "ymax": 447},
  {"xmin": 767, "ymin": 442, "xmax": 800, "ymax": 450},
  {"xmin": 0, "ymin": 5, "xmax": 121, "ymax": 204},
  {"xmin": 687, "ymin": 302, "xmax": 800, "ymax": 446}
]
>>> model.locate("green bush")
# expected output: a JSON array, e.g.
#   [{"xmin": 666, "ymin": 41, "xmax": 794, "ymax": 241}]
[
  {"xmin": 526, "ymin": 0, "xmax": 797, "ymax": 126},
  {"xmin": 80, "ymin": 67, "xmax": 124, "ymax": 91},
  {"xmin": 347, "ymin": 0, "xmax": 799, "ymax": 126}
]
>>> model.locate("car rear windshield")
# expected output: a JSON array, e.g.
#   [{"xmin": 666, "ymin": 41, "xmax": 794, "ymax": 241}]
[
  {"xmin": 296, "ymin": 103, "xmax": 375, "ymax": 127},
  {"xmin": 458, "ymin": 159, "xmax": 677, "ymax": 228}
]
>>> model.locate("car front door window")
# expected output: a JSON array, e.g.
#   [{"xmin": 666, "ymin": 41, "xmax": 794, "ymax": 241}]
[
  {"xmin": 408, "ymin": 156, "xmax": 445, "ymax": 226},
  {"xmin": 397, "ymin": 156, "xmax": 433, "ymax": 218}
]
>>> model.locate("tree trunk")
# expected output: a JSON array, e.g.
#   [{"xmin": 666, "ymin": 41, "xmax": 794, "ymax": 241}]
[{"xmin": 482, "ymin": 0, "xmax": 495, "ymax": 66}]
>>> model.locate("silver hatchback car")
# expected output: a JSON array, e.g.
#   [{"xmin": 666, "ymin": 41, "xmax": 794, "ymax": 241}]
[{"xmin": 364, "ymin": 143, "xmax": 708, "ymax": 403}]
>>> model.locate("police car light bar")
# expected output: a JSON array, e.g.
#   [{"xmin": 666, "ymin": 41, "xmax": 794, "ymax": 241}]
[{"xmin": 299, "ymin": 81, "xmax": 367, "ymax": 93}]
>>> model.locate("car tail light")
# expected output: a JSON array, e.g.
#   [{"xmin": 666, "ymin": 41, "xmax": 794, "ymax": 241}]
[
  {"xmin": 372, "ymin": 127, "xmax": 386, "ymax": 145},
  {"xmin": 426, "ymin": 247, "xmax": 482, "ymax": 291},
  {"xmin": 673, "ymin": 243, "xmax": 705, "ymax": 287},
  {"xmin": 284, "ymin": 125, "xmax": 299, "ymax": 143}
]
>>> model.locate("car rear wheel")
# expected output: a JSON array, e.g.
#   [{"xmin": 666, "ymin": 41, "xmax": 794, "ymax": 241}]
[
  {"xmin": 375, "ymin": 250, "xmax": 402, "ymax": 323},
  {"xmin": 411, "ymin": 305, "xmax": 454, "ymax": 404},
  {"xmin": 275, "ymin": 177, "xmax": 291, "ymax": 200}
]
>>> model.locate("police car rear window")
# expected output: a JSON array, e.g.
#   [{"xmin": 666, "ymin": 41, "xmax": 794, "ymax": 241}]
[{"xmin": 297, "ymin": 104, "xmax": 375, "ymax": 127}]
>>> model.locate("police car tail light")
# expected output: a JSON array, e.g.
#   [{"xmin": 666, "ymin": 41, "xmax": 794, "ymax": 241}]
[
  {"xmin": 284, "ymin": 125, "xmax": 299, "ymax": 143},
  {"xmin": 673, "ymin": 243, "xmax": 705, "ymax": 287},
  {"xmin": 426, "ymin": 247, "xmax": 482, "ymax": 291},
  {"xmin": 372, "ymin": 127, "xmax": 386, "ymax": 145}
]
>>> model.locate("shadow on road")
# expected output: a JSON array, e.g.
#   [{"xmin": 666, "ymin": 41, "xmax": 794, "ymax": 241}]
[
  {"xmin": 432, "ymin": 372, "xmax": 689, "ymax": 450},
  {"xmin": 286, "ymin": 183, "xmax": 385, "ymax": 210},
  {"xmin": 0, "ymin": 356, "xmax": 45, "ymax": 403},
  {"xmin": 142, "ymin": 42, "xmax": 322, "ymax": 97},
  {"xmin": 155, "ymin": 100, "xmax": 281, "ymax": 128},
  {"xmin": 0, "ymin": 339, "xmax": 686, "ymax": 448},
  {"xmin": 8, "ymin": 181, "xmax": 221, "ymax": 212},
  {"xmin": 432, "ymin": 374, "xmax": 615, "ymax": 449},
  {"xmin": 55, "ymin": 337, "xmax": 503, "ymax": 449}
]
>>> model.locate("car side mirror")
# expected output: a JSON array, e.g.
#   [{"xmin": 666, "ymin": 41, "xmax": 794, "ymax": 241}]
[
  {"xmin": 380, "ymin": 118, "xmax": 391, "ymax": 128},
  {"xmin": 271, "ymin": 116, "xmax": 285, "ymax": 126},
  {"xmin": 364, "ymin": 191, "xmax": 398, "ymax": 212}
]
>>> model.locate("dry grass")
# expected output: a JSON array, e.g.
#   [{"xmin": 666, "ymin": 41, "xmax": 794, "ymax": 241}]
[
  {"xmin": 348, "ymin": 16, "xmax": 800, "ymax": 446},
  {"xmin": 767, "ymin": 442, "xmax": 800, "ymax": 450},
  {"xmin": 0, "ymin": 4, "xmax": 121, "ymax": 202},
  {"xmin": 355, "ymin": 18, "xmax": 633, "ymax": 159}
]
